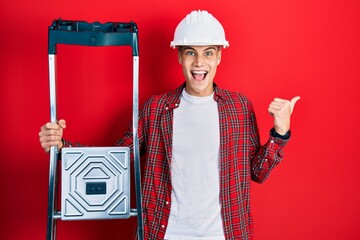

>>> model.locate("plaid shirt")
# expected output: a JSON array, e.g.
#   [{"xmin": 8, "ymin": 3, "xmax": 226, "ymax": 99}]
[
  {"xmin": 65, "ymin": 83, "xmax": 289, "ymax": 239},
  {"xmin": 115, "ymin": 83, "xmax": 289, "ymax": 240}
]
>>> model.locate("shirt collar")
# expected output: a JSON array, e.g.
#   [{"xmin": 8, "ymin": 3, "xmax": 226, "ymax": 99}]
[{"xmin": 165, "ymin": 82, "xmax": 227, "ymax": 110}]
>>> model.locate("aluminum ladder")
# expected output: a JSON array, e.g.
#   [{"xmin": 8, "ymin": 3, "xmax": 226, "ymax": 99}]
[{"xmin": 46, "ymin": 18, "xmax": 143, "ymax": 240}]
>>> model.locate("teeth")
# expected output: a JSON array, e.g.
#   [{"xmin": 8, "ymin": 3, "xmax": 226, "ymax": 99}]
[{"xmin": 191, "ymin": 70, "xmax": 207, "ymax": 81}]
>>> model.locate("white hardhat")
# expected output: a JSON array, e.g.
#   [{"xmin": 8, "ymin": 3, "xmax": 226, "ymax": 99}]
[{"xmin": 170, "ymin": 10, "xmax": 229, "ymax": 48}]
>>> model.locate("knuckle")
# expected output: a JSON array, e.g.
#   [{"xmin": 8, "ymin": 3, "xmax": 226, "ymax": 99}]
[{"xmin": 50, "ymin": 135, "xmax": 58, "ymax": 141}]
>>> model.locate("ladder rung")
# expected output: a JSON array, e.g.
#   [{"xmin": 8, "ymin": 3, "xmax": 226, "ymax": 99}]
[
  {"xmin": 53, "ymin": 212, "xmax": 61, "ymax": 219},
  {"xmin": 130, "ymin": 209, "xmax": 138, "ymax": 217}
]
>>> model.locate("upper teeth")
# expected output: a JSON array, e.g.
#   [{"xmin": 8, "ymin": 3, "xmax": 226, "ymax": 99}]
[{"xmin": 192, "ymin": 71, "xmax": 207, "ymax": 74}]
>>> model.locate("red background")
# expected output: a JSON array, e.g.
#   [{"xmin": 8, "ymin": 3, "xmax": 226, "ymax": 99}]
[{"xmin": 1, "ymin": 0, "xmax": 360, "ymax": 239}]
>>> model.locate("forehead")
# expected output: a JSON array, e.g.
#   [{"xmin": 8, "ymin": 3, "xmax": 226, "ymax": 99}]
[{"xmin": 179, "ymin": 46, "xmax": 220, "ymax": 52}]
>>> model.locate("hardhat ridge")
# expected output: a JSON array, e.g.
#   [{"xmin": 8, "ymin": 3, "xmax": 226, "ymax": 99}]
[{"xmin": 170, "ymin": 10, "xmax": 229, "ymax": 48}]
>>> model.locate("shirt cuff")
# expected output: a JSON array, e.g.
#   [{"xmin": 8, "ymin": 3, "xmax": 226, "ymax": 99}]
[{"xmin": 270, "ymin": 127, "xmax": 291, "ymax": 140}]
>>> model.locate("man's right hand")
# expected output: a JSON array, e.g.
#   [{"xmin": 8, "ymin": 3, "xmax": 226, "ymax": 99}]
[{"xmin": 39, "ymin": 119, "xmax": 66, "ymax": 152}]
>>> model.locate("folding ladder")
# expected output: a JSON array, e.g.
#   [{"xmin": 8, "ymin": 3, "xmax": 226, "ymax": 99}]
[{"xmin": 46, "ymin": 19, "xmax": 143, "ymax": 240}]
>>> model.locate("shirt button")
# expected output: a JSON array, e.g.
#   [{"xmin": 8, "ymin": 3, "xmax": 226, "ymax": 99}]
[
  {"xmin": 270, "ymin": 140, "xmax": 274, "ymax": 143},
  {"xmin": 165, "ymin": 107, "xmax": 169, "ymax": 110},
  {"xmin": 166, "ymin": 201, "xmax": 169, "ymax": 205},
  {"xmin": 264, "ymin": 158, "xmax": 268, "ymax": 162},
  {"xmin": 161, "ymin": 224, "xmax": 165, "ymax": 228},
  {"xmin": 175, "ymin": 103, "xmax": 179, "ymax": 107}
]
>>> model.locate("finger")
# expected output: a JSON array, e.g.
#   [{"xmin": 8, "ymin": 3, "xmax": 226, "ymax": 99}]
[
  {"xmin": 41, "ymin": 139, "xmax": 62, "ymax": 148},
  {"xmin": 270, "ymin": 101, "xmax": 283, "ymax": 107},
  {"xmin": 269, "ymin": 102, "xmax": 285, "ymax": 111},
  {"xmin": 41, "ymin": 141, "xmax": 61, "ymax": 152},
  {"xmin": 268, "ymin": 106, "xmax": 276, "ymax": 116},
  {"xmin": 39, "ymin": 127, "xmax": 63, "ymax": 137},
  {"xmin": 273, "ymin": 97, "xmax": 288, "ymax": 103},
  {"xmin": 39, "ymin": 134, "xmax": 62, "ymax": 143},
  {"xmin": 41, "ymin": 122, "xmax": 60, "ymax": 131},
  {"xmin": 39, "ymin": 134, "xmax": 62, "ymax": 152},
  {"xmin": 58, "ymin": 119, "xmax": 66, "ymax": 129}
]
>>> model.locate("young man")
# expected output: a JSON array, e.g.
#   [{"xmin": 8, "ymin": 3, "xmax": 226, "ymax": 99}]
[{"xmin": 39, "ymin": 10, "xmax": 299, "ymax": 239}]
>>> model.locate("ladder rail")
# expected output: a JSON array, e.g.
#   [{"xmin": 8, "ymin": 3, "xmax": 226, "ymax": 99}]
[
  {"xmin": 46, "ymin": 54, "xmax": 58, "ymax": 240},
  {"xmin": 132, "ymin": 55, "xmax": 144, "ymax": 239}
]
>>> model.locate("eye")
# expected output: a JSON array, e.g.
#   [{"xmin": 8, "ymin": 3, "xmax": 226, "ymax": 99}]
[
  {"xmin": 204, "ymin": 51, "xmax": 213, "ymax": 56},
  {"xmin": 185, "ymin": 51, "xmax": 195, "ymax": 56}
]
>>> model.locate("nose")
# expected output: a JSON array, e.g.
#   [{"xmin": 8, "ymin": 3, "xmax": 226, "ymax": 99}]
[{"xmin": 194, "ymin": 55, "xmax": 205, "ymax": 67}]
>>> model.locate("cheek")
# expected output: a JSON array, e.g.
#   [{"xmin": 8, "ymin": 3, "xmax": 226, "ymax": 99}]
[
  {"xmin": 181, "ymin": 60, "xmax": 192, "ymax": 71},
  {"xmin": 182, "ymin": 65, "xmax": 191, "ymax": 79},
  {"xmin": 209, "ymin": 60, "xmax": 219, "ymax": 70}
]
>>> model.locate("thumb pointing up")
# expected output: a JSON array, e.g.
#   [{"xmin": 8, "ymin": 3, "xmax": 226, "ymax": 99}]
[{"xmin": 290, "ymin": 96, "xmax": 301, "ymax": 114}]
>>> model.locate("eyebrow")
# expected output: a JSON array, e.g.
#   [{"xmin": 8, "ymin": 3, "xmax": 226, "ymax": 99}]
[{"xmin": 182, "ymin": 46, "xmax": 218, "ymax": 52}]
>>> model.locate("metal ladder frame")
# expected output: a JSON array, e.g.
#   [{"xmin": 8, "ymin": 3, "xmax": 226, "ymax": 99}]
[{"xmin": 46, "ymin": 19, "xmax": 143, "ymax": 240}]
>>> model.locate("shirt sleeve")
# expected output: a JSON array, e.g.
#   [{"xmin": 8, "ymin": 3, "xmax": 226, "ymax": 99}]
[
  {"xmin": 248, "ymin": 101, "xmax": 290, "ymax": 184},
  {"xmin": 115, "ymin": 98, "xmax": 149, "ymax": 162}
]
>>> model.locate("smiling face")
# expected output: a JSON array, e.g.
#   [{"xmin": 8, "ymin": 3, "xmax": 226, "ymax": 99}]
[{"xmin": 178, "ymin": 46, "xmax": 222, "ymax": 97}]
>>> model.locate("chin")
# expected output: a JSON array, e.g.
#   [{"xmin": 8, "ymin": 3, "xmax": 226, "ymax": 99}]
[{"xmin": 188, "ymin": 82, "xmax": 213, "ymax": 96}]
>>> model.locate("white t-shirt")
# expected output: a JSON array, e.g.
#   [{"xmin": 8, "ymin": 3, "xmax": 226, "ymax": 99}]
[{"xmin": 164, "ymin": 89, "xmax": 225, "ymax": 240}]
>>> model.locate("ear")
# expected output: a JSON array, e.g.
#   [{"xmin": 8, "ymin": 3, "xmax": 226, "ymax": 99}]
[
  {"xmin": 217, "ymin": 49, "xmax": 222, "ymax": 65},
  {"xmin": 178, "ymin": 50, "xmax": 183, "ymax": 64}
]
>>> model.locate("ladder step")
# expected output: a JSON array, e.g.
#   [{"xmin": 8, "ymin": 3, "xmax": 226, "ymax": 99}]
[{"xmin": 53, "ymin": 209, "xmax": 138, "ymax": 219}]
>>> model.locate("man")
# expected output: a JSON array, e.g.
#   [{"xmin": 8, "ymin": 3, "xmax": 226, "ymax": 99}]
[{"xmin": 39, "ymin": 10, "xmax": 299, "ymax": 239}]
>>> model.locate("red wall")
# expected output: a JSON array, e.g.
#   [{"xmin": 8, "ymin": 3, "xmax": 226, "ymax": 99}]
[{"xmin": 1, "ymin": 0, "xmax": 360, "ymax": 239}]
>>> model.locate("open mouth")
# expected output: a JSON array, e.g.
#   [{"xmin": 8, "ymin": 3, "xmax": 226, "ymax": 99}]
[{"xmin": 191, "ymin": 70, "xmax": 208, "ymax": 81}]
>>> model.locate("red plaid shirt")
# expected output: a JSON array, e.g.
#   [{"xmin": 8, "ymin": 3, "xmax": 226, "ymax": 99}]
[
  {"xmin": 115, "ymin": 83, "xmax": 289, "ymax": 240},
  {"xmin": 65, "ymin": 83, "xmax": 289, "ymax": 239}
]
